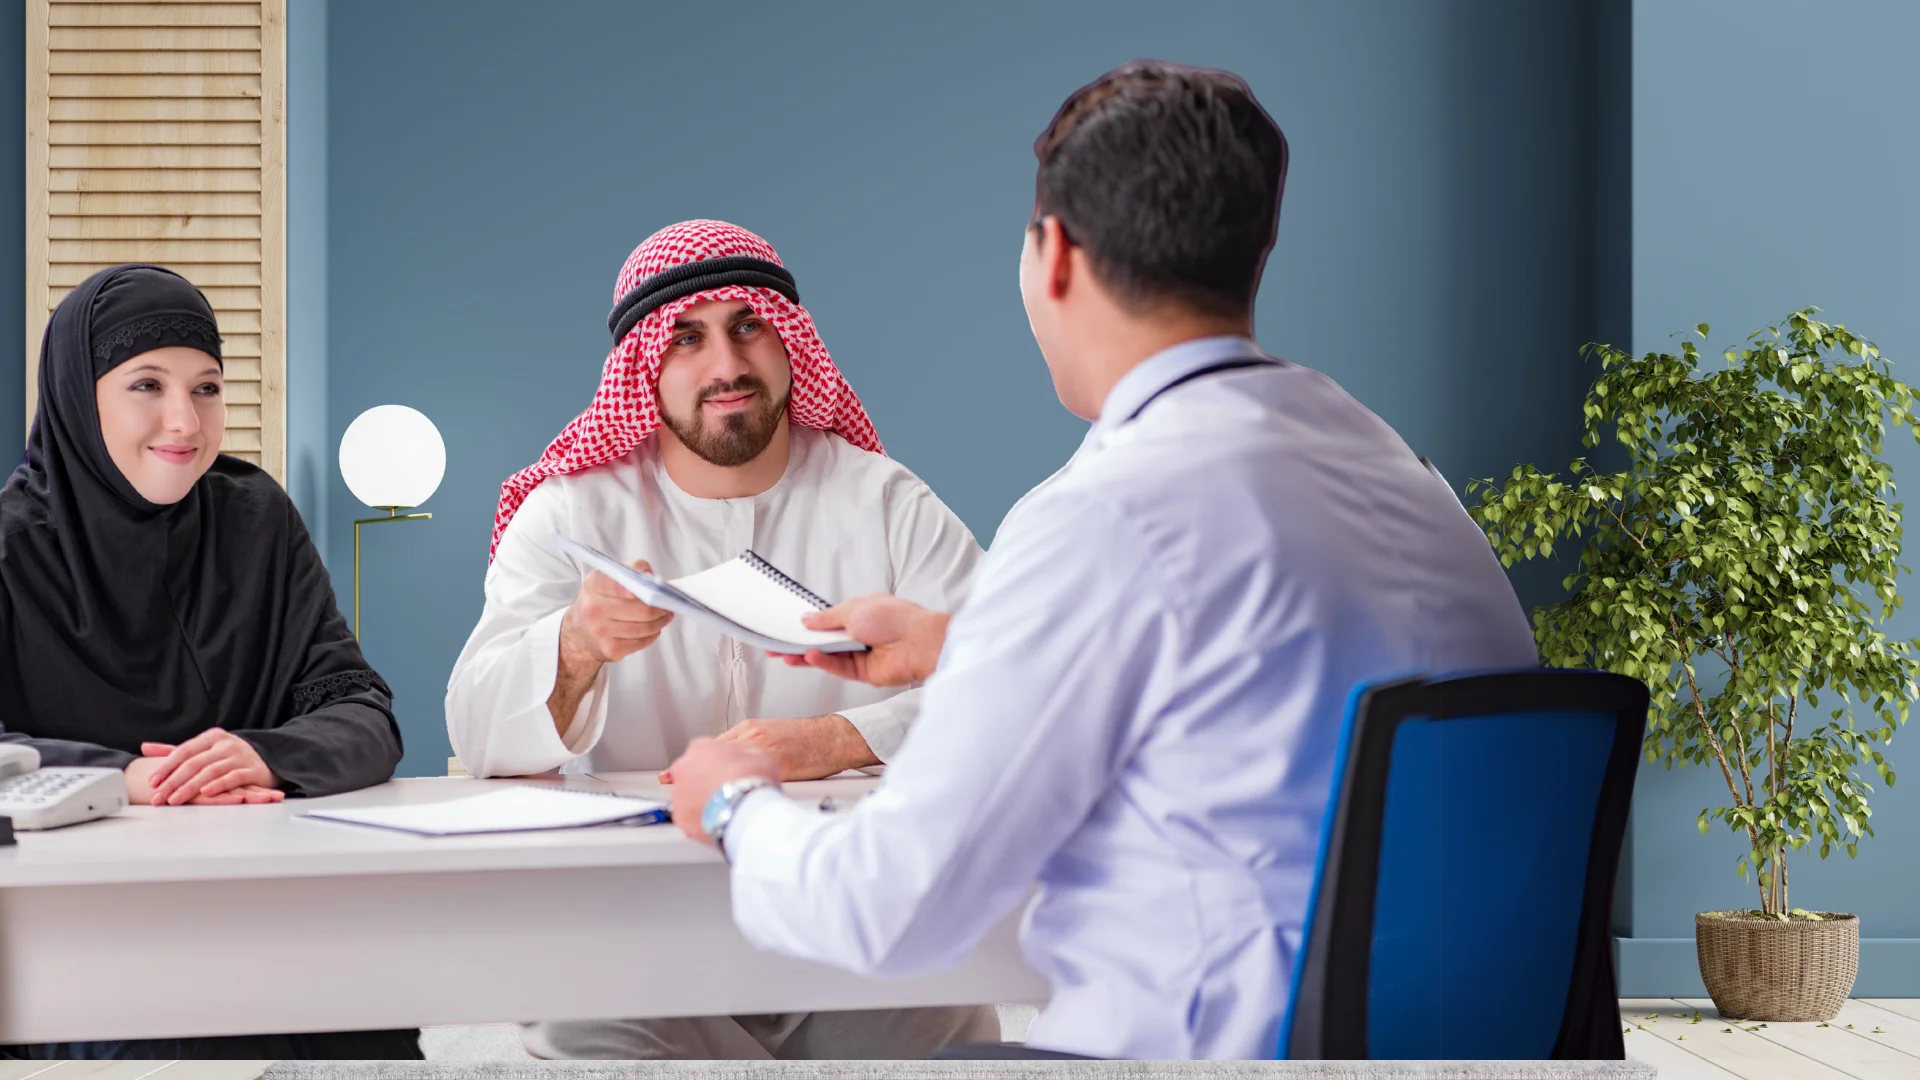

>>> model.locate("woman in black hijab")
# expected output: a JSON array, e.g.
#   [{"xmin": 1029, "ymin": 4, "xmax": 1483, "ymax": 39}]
[{"xmin": 0, "ymin": 265, "xmax": 419, "ymax": 1060}]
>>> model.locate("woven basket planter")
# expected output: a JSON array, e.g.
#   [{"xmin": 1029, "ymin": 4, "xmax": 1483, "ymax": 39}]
[{"xmin": 1696, "ymin": 911, "xmax": 1859, "ymax": 1022}]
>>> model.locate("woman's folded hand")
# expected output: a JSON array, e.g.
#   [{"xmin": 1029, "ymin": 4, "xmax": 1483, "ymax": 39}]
[{"xmin": 127, "ymin": 731, "xmax": 284, "ymax": 806}]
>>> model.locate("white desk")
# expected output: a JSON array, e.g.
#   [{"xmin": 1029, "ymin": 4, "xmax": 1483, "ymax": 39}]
[{"xmin": 0, "ymin": 773, "xmax": 1047, "ymax": 1043}]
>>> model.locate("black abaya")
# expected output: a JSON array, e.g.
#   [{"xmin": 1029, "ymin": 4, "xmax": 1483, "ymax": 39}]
[
  {"xmin": 0, "ymin": 265, "xmax": 403, "ymax": 795},
  {"xmin": 0, "ymin": 265, "xmax": 415, "ymax": 1061}
]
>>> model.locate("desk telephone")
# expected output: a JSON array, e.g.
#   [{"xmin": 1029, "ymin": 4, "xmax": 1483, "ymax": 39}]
[{"xmin": 0, "ymin": 744, "xmax": 127, "ymax": 830}]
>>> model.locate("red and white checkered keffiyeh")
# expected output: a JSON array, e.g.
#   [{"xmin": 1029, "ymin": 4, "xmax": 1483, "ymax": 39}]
[{"xmin": 490, "ymin": 220, "xmax": 884, "ymax": 557}]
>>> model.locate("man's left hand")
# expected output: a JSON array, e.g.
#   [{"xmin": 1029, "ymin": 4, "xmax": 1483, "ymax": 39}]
[
  {"xmin": 661, "ymin": 715, "xmax": 877, "ymax": 784},
  {"xmin": 664, "ymin": 737, "xmax": 781, "ymax": 845}
]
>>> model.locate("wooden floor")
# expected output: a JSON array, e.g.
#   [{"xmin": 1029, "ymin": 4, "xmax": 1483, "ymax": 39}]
[{"xmin": 1624, "ymin": 998, "xmax": 1920, "ymax": 1079}]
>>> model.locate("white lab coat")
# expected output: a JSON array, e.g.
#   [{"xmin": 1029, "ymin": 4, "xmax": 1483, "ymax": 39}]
[{"xmin": 721, "ymin": 338, "xmax": 1542, "ymax": 1059}]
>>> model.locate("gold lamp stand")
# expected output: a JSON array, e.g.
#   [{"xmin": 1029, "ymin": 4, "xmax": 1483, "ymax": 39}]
[{"xmin": 353, "ymin": 507, "xmax": 432, "ymax": 639}]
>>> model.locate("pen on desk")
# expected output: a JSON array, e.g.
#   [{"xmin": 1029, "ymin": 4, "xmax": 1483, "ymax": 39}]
[{"xmin": 618, "ymin": 808, "xmax": 672, "ymax": 826}]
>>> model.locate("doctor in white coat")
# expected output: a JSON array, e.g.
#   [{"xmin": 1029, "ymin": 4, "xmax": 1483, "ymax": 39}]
[
  {"xmin": 662, "ymin": 63, "xmax": 1540, "ymax": 1060},
  {"xmin": 446, "ymin": 219, "xmax": 997, "ymax": 1060}
]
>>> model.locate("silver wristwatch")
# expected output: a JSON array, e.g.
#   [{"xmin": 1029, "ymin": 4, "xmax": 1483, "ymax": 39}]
[{"xmin": 703, "ymin": 776, "xmax": 777, "ymax": 861}]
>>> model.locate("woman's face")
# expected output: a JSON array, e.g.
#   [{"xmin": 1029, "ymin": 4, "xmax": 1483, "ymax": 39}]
[{"xmin": 94, "ymin": 346, "xmax": 225, "ymax": 504}]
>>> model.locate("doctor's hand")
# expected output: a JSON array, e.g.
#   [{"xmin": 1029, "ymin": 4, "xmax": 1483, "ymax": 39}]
[
  {"xmin": 660, "ymin": 715, "xmax": 878, "ymax": 784},
  {"xmin": 778, "ymin": 595, "xmax": 949, "ymax": 687},
  {"xmin": 664, "ymin": 737, "xmax": 781, "ymax": 846},
  {"xmin": 562, "ymin": 558, "xmax": 675, "ymax": 664}
]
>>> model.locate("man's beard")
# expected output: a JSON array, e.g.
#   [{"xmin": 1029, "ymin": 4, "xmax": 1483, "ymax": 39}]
[{"xmin": 661, "ymin": 375, "xmax": 791, "ymax": 468}]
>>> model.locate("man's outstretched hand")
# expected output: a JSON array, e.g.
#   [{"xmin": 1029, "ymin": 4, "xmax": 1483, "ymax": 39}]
[{"xmin": 776, "ymin": 595, "xmax": 950, "ymax": 687}]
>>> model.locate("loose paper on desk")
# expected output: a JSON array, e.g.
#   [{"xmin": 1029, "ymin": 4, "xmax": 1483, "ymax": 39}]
[
  {"xmin": 555, "ymin": 535, "xmax": 867, "ymax": 655},
  {"xmin": 302, "ymin": 787, "xmax": 669, "ymax": 836}
]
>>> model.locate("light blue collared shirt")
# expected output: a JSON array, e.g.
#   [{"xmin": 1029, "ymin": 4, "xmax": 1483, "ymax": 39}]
[{"xmin": 727, "ymin": 337, "xmax": 1538, "ymax": 1058}]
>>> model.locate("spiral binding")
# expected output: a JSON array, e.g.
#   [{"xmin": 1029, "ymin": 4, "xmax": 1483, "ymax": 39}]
[
  {"xmin": 741, "ymin": 550, "xmax": 832, "ymax": 610},
  {"xmin": 525, "ymin": 784, "xmax": 671, "ymax": 823}
]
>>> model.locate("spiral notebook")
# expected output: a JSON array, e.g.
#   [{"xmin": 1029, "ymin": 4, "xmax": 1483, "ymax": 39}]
[{"xmin": 556, "ymin": 535, "xmax": 866, "ymax": 655}]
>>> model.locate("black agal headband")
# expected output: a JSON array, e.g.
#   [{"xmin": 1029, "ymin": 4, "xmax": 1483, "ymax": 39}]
[{"xmin": 607, "ymin": 256, "xmax": 799, "ymax": 345}]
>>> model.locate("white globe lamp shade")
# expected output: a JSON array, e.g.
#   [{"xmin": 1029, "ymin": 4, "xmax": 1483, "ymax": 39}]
[{"xmin": 339, "ymin": 405, "xmax": 446, "ymax": 509}]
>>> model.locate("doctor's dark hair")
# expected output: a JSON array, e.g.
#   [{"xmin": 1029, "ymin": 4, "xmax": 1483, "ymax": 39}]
[{"xmin": 1032, "ymin": 60, "xmax": 1288, "ymax": 318}]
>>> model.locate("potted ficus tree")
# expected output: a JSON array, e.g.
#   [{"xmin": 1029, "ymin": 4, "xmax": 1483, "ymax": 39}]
[{"xmin": 1466, "ymin": 310, "xmax": 1916, "ymax": 1023}]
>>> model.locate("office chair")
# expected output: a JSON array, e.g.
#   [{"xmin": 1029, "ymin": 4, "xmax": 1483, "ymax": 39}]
[
  {"xmin": 941, "ymin": 668, "xmax": 1648, "ymax": 1061},
  {"xmin": 1281, "ymin": 669, "xmax": 1645, "ymax": 1059}
]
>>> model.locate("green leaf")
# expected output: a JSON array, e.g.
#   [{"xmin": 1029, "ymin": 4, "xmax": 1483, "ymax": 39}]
[{"xmin": 1474, "ymin": 311, "xmax": 1916, "ymax": 898}]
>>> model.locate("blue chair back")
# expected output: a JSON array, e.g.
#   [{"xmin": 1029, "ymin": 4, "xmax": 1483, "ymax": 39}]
[{"xmin": 1280, "ymin": 669, "xmax": 1647, "ymax": 1060}]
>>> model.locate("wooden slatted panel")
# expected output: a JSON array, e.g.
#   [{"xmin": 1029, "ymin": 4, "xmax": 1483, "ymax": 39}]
[{"xmin": 26, "ymin": 0, "xmax": 285, "ymax": 478}]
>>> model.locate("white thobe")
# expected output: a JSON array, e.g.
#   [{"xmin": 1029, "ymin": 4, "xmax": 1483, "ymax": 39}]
[
  {"xmin": 719, "ymin": 337, "xmax": 1542, "ymax": 1059},
  {"xmin": 446, "ymin": 427, "xmax": 981, "ymax": 777},
  {"xmin": 444, "ymin": 426, "xmax": 997, "ymax": 1059}
]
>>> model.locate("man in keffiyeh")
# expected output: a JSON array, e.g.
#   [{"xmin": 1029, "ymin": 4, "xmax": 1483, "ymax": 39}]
[{"xmin": 446, "ymin": 220, "xmax": 996, "ymax": 1059}]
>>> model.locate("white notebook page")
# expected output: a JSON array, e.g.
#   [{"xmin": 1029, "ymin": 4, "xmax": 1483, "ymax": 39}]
[
  {"xmin": 302, "ymin": 787, "xmax": 667, "ymax": 836},
  {"xmin": 670, "ymin": 559, "xmax": 850, "ymax": 647}
]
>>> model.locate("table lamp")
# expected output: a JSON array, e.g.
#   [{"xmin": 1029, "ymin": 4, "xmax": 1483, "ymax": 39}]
[{"xmin": 339, "ymin": 404, "xmax": 446, "ymax": 639}]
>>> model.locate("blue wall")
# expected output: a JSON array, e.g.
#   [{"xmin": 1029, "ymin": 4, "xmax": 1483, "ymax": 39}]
[
  {"xmin": 1612, "ymin": 0, "xmax": 1920, "ymax": 994},
  {"xmin": 287, "ymin": 0, "xmax": 330, "ymax": 538},
  {"xmin": 326, "ymin": 0, "xmax": 1603, "ymax": 778}
]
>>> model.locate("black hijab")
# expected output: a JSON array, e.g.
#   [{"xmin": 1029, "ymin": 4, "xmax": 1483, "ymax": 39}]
[{"xmin": 0, "ymin": 265, "xmax": 398, "ymax": 792}]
